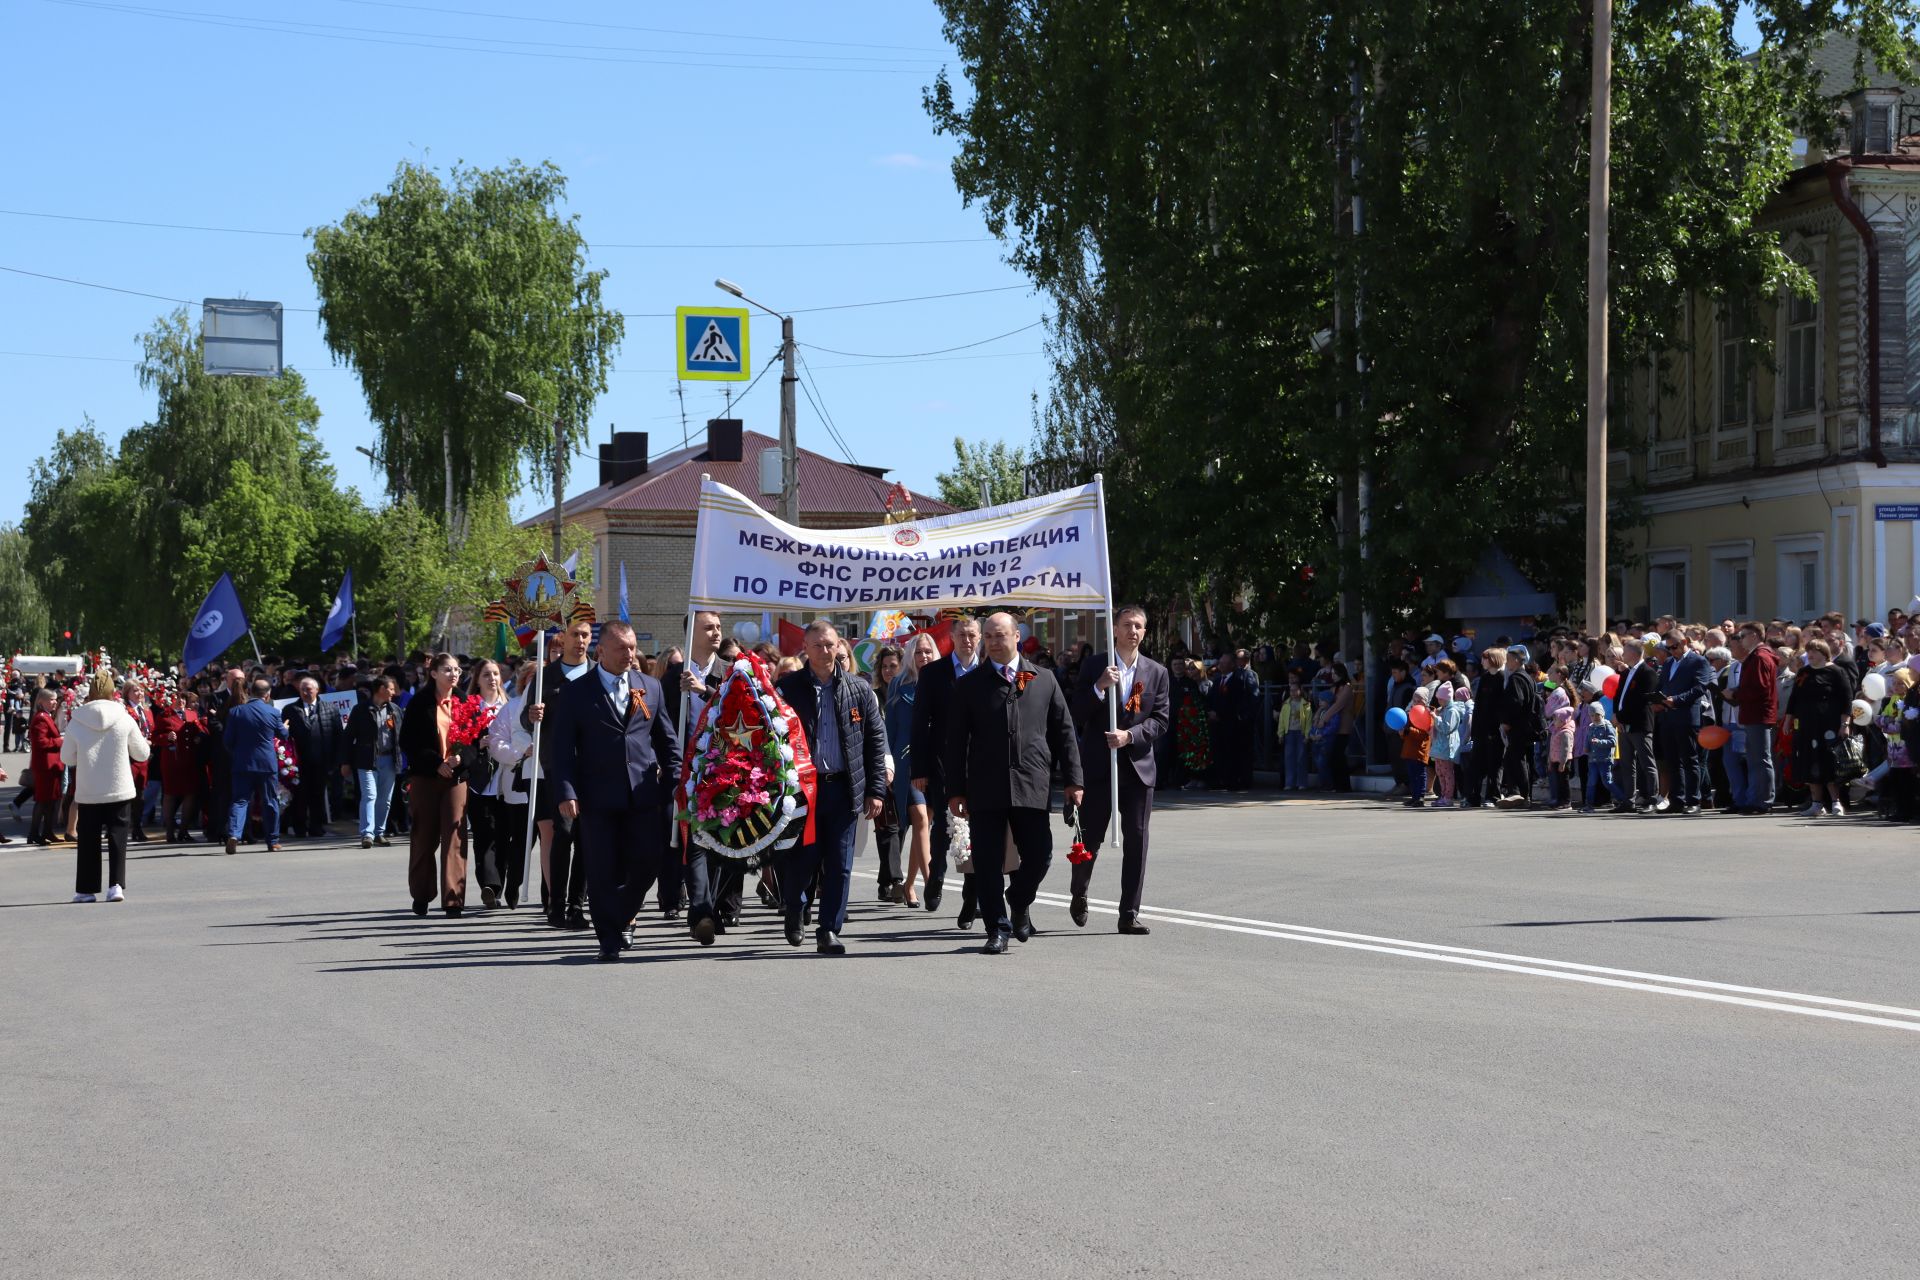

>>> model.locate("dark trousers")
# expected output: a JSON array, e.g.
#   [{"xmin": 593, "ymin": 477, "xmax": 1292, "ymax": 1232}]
[
  {"xmin": 289, "ymin": 776, "xmax": 329, "ymax": 836},
  {"xmin": 577, "ymin": 802, "xmax": 664, "ymax": 955},
  {"xmin": 475, "ymin": 796, "xmax": 527, "ymax": 900},
  {"xmin": 226, "ymin": 769, "xmax": 281, "ymax": 843},
  {"xmin": 75, "ymin": 800, "xmax": 129, "ymax": 894},
  {"xmin": 874, "ymin": 817, "xmax": 901, "ymax": 888},
  {"xmin": 1070, "ymin": 772, "xmax": 1153, "ymax": 919},
  {"xmin": 545, "ymin": 812, "xmax": 584, "ymax": 916},
  {"xmin": 778, "ymin": 776, "xmax": 856, "ymax": 937},
  {"xmin": 1501, "ymin": 732, "xmax": 1535, "ymax": 801},
  {"xmin": 407, "ymin": 776, "xmax": 468, "ymax": 911},
  {"xmin": 970, "ymin": 806, "xmax": 1054, "ymax": 935},
  {"xmin": 711, "ymin": 856, "xmax": 746, "ymax": 920},
  {"xmin": 1469, "ymin": 736, "xmax": 1504, "ymax": 804},
  {"xmin": 656, "ymin": 806, "xmax": 684, "ymax": 913},
  {"xmin": 923, "ymin": 776, "xmax": 978, "ymax": 911},
  {"xmin": 679, "ymin": 838, "xmax": 716, "ymax": 927},
  {"xmin": 1659, "ymin": 715, "xmax": 1703, "ymax": 806}
]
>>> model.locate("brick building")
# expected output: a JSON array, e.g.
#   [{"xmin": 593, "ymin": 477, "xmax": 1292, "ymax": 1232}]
[{"xmin": 521, "ymin": 419, "xmax": 955, "ymax": 650}]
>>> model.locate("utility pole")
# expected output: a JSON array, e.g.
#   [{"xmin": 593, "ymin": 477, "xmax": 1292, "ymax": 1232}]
[
  {"xmin": 779, "ymin": 314, "xmax": 798, "ymax": 524},
  {"xmin": 1585, "ymin": 0, "xmax": 1612, "ymax": 633}
]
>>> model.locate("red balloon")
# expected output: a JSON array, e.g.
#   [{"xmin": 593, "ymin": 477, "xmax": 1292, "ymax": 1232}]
[
  {"xmin": 1602, "ymin": 674, "xmax": 1620, "ymax": 698},
  {"xmin": 1407, "ymin": 703, "xmax": 1434, "ymax": 732},
  {"xmin": 1698, "ymin": 725, "xmax": 1730, "ymax": 750}
]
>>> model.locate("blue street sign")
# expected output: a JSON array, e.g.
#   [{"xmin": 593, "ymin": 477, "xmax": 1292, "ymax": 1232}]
[
  {"xmin": 1874, "ymin": 503, "xmax": 1920, "ymax": 521},
  {"xmin": 676, "ymin": 306, "xmax": 750, "ymax": 381}
]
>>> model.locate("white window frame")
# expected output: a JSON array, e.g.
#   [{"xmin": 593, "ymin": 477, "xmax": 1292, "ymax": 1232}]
[
  {"xmin": 1708, "ymin": 539, "xmax": 1755, "ymax": 623},
  {"xmin": 1711, "ymin": 304, "xmax": 1754, "ymax": 472},
  {"xmin": 1774, "ymin": 533, "xmax": 1824, "ymax": 622},
  {"xmin": 1647, "ymin": 547, "xmax": 1692, "ymax": 621},
  {"xmin": 1774, "ymin": 235, "xmax": 1827, "ymax": 466}
]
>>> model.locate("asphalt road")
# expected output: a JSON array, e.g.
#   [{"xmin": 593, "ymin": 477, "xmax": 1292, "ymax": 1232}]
[{"xmin": 3, "ymin": 767, "xmax": 1916, "ymax": 1279}]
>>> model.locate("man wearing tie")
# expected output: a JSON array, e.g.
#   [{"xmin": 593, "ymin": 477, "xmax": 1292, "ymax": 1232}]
[
  {"xmin": 282, "ymin": 676, "xmax": 339, "ymax": 839},
  {"xmin": 776, "ymin": 621, "xmax": 888, "ymax": 955},
  {"xmin": 944, "ymin": 612, "xmax": 1084, "ymax": 955},
  {"xmin": 1612, "ymin": 637, "xmax": 1660, "ymax": 812},
  {"xmin": 910, "ymin": 614, "xmax": 981, "ymax": 924},
  {"xmin": 548, "ymin": 621, "xmax": 683, "ymax": 962},
  {"xmin": 665, "ymin": 611, "xmax": 729, "ymax": 932},
  {"xmin": 1069, "ymin": 605, "xmax": 1169, "ymax": 935},
  {"xmin": 1653, "ymin": 631, "xmax": 1711, "ymax": 814}
]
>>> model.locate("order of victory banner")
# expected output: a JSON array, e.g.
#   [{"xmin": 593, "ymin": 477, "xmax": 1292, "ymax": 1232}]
[{"xmin": 688, "ymin": 478, "xmax": 1111, "ymax": 613}]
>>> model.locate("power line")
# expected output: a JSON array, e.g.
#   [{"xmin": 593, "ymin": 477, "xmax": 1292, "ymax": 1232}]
[
  {"xmin": 780, "ymin": 284, "xmax": 1031, "ymax": 317},
  {"xmin": 326, "ymin": 0, "xmax": 945, "ymax": 52},
  {"xmin": 800, "ymin": 318, "xmax": 1042, "ymax": 359},
  {"xmin": 0, "ymin": 350, "xmax": 137, "ymax": 364},
  {"xmin": 48, "ymin": 0, "xmax": 934, "ymax": 73},
  {"xmin": 0, "ymin": 208, "xmax": 994, "ymax": 250}
]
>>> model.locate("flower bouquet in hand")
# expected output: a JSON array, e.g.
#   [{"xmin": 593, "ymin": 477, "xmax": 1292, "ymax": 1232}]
[{"xmin": 445, "ymin": 695, "xmax": 497, "ymax": 775}]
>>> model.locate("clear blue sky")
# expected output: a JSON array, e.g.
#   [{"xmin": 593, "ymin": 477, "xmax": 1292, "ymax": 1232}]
[{"xmin": 0, "ymin": 0, "xmax": 1042, "ymax": 526}]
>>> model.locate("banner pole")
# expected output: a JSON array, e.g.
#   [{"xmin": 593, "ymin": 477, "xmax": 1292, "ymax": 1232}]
[
  {"xmin": 1093, "ymin": 474, "xmax": 1119, "ymax": 834},
  {"xmin": 522, "ymin": 627, "xmax": 545, "ymax": 881},
  {"xmin": 246, "ymin": 628, "xmax": 265, "ymax": 670},
  {"xmin": 675, "ymin": 607, "xmax": 697, "ymax": 851}
]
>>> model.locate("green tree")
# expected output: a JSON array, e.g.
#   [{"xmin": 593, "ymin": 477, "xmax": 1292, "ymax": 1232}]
[
  {"xmin": 927, "ymin": 0, "xmax": 1920, "ymax": 642},
  {"xmin": 933, "ymin": 436, "xmax": 1028, "ymax": 509},
  {"xmin": 307, "ymin": 159, "xmax": 625, "ymax": 542},
  {"xmin": 0, "ymin": 525, "xmax": 53, "ymax": 654}
]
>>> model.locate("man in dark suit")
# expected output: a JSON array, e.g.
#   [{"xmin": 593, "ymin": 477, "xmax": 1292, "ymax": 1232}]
[
  {"xmin": 1612, "ymin": 637, "xmax": 1660, "ymax": 812},
  {"xmin": 282, "ymin": 675, "xmax": 340, "ymax": 838},
  {"xmin": 910, "ymin": 614, "xmax": 981, "ymax": 924},
  {"xmin": 945, "ymin": 611, "xmax": 1084, "ymax": 955},
  {"xmin": 1468, "ymin": 648, "xmax": 1511, "ymax": 808},
  {"xmin": 1653, "ymin": 631, "xmax": 1711, "ymax": 813},
  {"xmin": 665, "ymin": 611, "xmax": 729, "ymax": 931},
  {"xmin": 523, "ymin": 618, "xmax": 596, "ymax": 931},
  {"xmin": 1069, "ymin": 605, "xmax": 1170, "ymax": 935},
  {"xmin": 548, "ymin": 621, "xmax": 683, "ymax": 961},
  {"xmin": 776, "ymin": 621, "xmax": 888, "ymax": 955},
  {"xmin": 1495, "ymin": 647, "xmax": 1541, "ymax": 808}
]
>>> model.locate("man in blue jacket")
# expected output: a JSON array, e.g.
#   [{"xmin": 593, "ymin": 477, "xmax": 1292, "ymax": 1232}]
[
  {"xmin": 223, "ymin": 676, "xmax": 286, "ymax": 855},
  {"xmin": 1653, "ymin": 632, "xmax": 1711, "ymax": 814}
]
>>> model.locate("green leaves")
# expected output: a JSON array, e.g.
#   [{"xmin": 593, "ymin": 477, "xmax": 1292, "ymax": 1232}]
[{"xmin": 934, "ymin": 437, "xmax": 1028, "ymax": 508}]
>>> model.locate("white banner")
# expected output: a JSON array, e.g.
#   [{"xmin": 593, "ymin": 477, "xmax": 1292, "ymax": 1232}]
[{"xmin": 689, "ymin": 478, "xmax": 1111, "ymax": 613}]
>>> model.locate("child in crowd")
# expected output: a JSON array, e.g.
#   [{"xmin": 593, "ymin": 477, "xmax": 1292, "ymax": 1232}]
[
  {"xmin": 1275, "ymin": 682, "xmax": 1314, "ymax": 792},
  {"xmin": 1544, "ymin": 667, "xmax": 1575, "ymax": 809},
  {"xmin": 1584, "ymin": 698, "xmax": 1618, "ymax": 813},
  {"xmin": 1570, "ymin": 681, "xmax": 1593, "ymax": 809},
  {"xmin": 1400, "ymin": 686, "xmax": 1433, "ymax": 807},
  {"xmin": 1430, "ymin": 681, "xmax": 1466, "ymax": 806}
]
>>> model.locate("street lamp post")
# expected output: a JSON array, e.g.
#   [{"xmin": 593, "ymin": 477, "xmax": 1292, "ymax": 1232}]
[
  {"xmin": 715, "ymin": 278, "xmax": 798, "ymax": 525},
  {"xmin": 1585, "ymin": 0, "xmax": 1612, "ymax": 632},
  {"xmin": 504, "ymin": 391, "xmax": 567, "ymax": 563}
]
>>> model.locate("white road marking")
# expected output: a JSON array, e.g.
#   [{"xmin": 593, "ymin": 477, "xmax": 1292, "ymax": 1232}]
[{"xmin": 1029, "ymin": 892, "xmax": 1920, "ymax": 1034}]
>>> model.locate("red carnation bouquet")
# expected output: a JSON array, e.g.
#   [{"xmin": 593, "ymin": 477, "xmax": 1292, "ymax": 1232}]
[{"xmin": 445, "ymin": 695, "xmax": 498, "ymax": 771}]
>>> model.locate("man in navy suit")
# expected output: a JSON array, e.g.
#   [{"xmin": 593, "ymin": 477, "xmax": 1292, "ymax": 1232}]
[
  {"xmin": 1069, "ymin": 605, "xmax": 1171, "ymax": 935},
  {"xmin": 910, "ymin": 614, "xmax": 981, "ymax": 921},
  {"xmin": 775, "ymin": 621, "xmax": 889, "ymax": 955},
  {"xmin": 1653, "ymin": 631, "xmax": 1711, "ymax": 814},
  {"xmin": 549, "ymin": 621, "xmax": 683, "ymax": 961},
  {"xmin": 944, "ymin": 612, "xmax": 1084, "ymax": 955},
  {"xmin": 222, "ymin": 676, "xmax": 286, "ymax": 855}
]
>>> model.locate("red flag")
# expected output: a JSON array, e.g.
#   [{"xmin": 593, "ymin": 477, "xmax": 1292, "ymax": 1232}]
[{"xmin": 778, "ymin": 618, "xmax": 807, "ymax": 657}]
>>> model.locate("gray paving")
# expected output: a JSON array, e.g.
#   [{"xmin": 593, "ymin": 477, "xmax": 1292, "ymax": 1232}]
[{"xmin": 3, "ymin": 766, "xmax": 1917, "ymax": 1279}]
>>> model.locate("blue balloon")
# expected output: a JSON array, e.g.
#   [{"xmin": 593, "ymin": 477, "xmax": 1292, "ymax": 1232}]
[
  {"xmin": 1384, "ymin": 706, "xmax": 1409, "ymax": 732},
  {"xmin": 1599, "ymin": 696, "xmax": 1615, "ymax": 719}
]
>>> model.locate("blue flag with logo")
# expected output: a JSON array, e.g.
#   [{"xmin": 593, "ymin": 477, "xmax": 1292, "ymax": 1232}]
[
  {"xmin": 618, "ymin": 562, "xmax": 630, "ymax": 623},
  {"xmin": 182, "ymin": 573, "xmax": 251, "ymax": 675},
  {"xmin": 320, "ymin": 569, "xmax": 354, "ymax": 653}
]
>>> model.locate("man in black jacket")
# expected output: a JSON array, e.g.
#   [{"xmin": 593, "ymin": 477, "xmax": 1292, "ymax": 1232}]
[
  {"xmin": 1613, "ymin": 637, "xmax": 1661, "ymax": 812},
  {"xmin": 1468, "ymin": 648, "xmax": 1511, "ymax": 808},
  {"xmin": 775, "ymin": 621, "xmax": 888, "ymax": 955},
  {"xmin": 282, "ymin": 676, "xmax": 340, "ymax": 838},
  {"xmin": 944, "ymin": 611, "xmax": 1084, "ymax": 955},
  {"xmin": 910, "ymin": 614, "xmax": 982, "ymax": 922},
  {"xmin": 1495, "ymin": 647, "xmax": 1542, "ymax": 807},
  {"xmin": 1069, "ymin": 605, "xmax": 1170, "ymax": 935},
  {"xmin": 523, "ymin": 618, "xmax": 596, "ymax": 930}
]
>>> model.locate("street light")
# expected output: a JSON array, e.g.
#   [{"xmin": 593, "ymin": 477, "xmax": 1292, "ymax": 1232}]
[
  {"xmin": 714, "ymin": 277, "xmax": 798, "ymax": 524},
  {"xmin": 504, "ymin": 390, "xmax": 567, "ymax": 562}
]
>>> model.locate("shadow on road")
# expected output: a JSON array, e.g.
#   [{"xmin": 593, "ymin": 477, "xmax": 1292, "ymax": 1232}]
[{"xmin": 1493, "ymin": 909, "xmax": 1920, "ymax": 927}]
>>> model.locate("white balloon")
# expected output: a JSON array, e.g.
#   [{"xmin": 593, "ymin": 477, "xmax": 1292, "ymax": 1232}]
[
  {"xmin": 733, "ymin": 620, "xmax": 762, "ymax": 646},
  {"xmin": 1861, "ymin": 672, "xmax": 1887, "ymax": 702},
  {"xmin": 1850, "ymin": 698, "xmax": 1874, "ymax": 727}
]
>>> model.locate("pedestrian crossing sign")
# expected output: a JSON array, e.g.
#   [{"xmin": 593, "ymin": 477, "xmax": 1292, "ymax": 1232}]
[{"xmin": 676, "ymin": 306, "xmax": 751, "ymax": 381}]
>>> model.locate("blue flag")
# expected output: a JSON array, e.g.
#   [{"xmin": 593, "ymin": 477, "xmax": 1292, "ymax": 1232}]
[
  {"xmin": 320, "ymin": 569, "xmax": 355, "ymax": 653},
  {"xmin": 618, "ymin": 562, "xmax": 630, "ymax": 623},
  {"xmin": 183, "ymin": 573, "xmax": 251, "ymax": 675}
]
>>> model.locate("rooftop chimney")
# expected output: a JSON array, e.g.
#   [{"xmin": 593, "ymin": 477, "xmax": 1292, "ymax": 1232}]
[
  {"xmin": 706, "ymin": 418, "xmax": 743, "ymax": 462},
  {"xmin": 597, "ymin": 430, "xmax": 648, "ymax": 487}
]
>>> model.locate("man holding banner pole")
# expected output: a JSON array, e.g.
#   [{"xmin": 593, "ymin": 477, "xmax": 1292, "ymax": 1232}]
[{"xmin": 1070, "ymin": 605, "xmax": 1168, "ymax": 935}]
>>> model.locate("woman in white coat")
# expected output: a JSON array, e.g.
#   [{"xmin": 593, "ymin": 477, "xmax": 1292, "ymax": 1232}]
[
  {"xmin": 481, "ymin": 662, "xmax": 538, "ymax": 909},
  {"xmin": 60, "ymin": 670, "xmax": 152, "ymax": 903}
]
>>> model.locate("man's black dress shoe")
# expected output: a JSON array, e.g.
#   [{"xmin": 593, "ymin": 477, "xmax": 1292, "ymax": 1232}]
[
  {"xmin": 981, "ymin": 930, "xmax": 1009, "ymax": 955},
  {"xmin": 1070, "ymin": 895, "xmax": 1088, "ymax": 927},
  {"xmin": 925, "ymin": 882, "xmax": 944, "ymax": 912},
  {"xmin": 1118, "ymin": 915, "xmax": 1151, "ymax": 936},
  {"xmin": 596, "ymin": 948, "xmax": 620, "ymax": 963},
  {"xmin": 785, "ymin": 922, "xmax": 805, "ymax": 947},
  {"xmin": 1011, "ymin": 910, "xmax": 1035, "ymax": 943},
  {"xmin": 546, "ymin": 911, "xmax": 565, "ymax": 930},
  {"xmin": 411, "ymin": 899, "xmax": 428, "ymax": 917},
  {"xmin": 663, "ymin": 906, "xmax": 683, "ymax": 921},
  {"xmin": 619, "ymin": 928, "xmax": 634, "ymax": 950},
  {"xmin": 956, "ymin": 902, "xmax": 976, "ymax": 931},
  {"xmin": 817, "ymin": 931, "xmax": 846, "ymax": 955},
  {"xmin": 718, "ymin": 909, "xmax": 740, "ymax": 929},
  {"xmin": 692, "ymin": 917, "xmax": 717, "ymax": 947},
  {"xmin": 564, "ymin": 907, "xmax": 589, "ymax": 931},
  {"xmin": 877, "ymin": 884, "xmax": 893, "ymax": 903}
]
